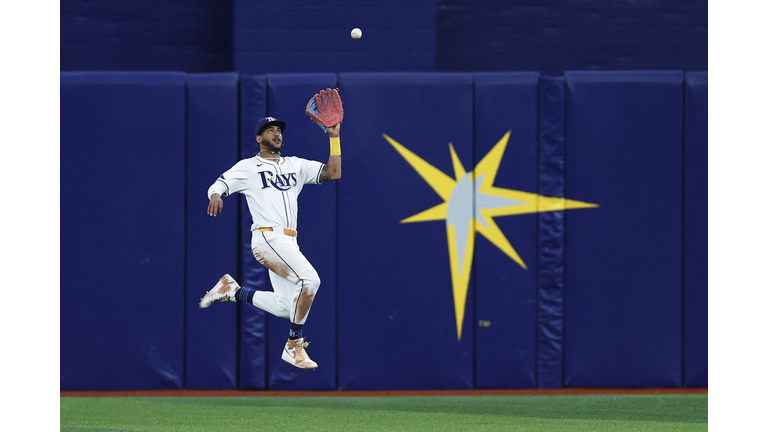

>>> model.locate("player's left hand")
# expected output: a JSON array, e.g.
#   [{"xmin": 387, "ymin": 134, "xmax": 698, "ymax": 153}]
[{"xmin": 305, "ymin": 88, "xmax": 344, "ymax": 132}]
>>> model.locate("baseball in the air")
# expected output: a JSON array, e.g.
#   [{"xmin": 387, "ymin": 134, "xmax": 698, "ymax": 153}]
[{"xmin": 351, "ymin": 28, "xmax": 362, "ymax": 40}]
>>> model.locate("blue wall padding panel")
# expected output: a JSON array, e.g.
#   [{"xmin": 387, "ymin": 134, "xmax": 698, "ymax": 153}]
[
  {"xmin": 537, "ymin": 76, "xmax": 566, "ymax": 389},
  {"xmin": 237, "ymin": 75, "xmax": 269, "ymax": 389},
  {"xmin": 263, "ymin": 74, "xmax": 339, "ymax": 389},
  {"xmin": 337, "ymin": 73, "xmax": 474, "ymax": 390},
  {"xmin": 185, "ymin": 73, "xmax": 240, "ymax": 389},
  {"xmin": 60, "ymin": 72, "xmax": 187, "ymax": 390},
  {"xmin": 473, "ymin": 73, "xmax": 540, "ymax": 389},
  {"xmin": 233, "ymin": 0, "xmax": 435, "ymax": 74},
  {"xmin": 683, "ymin": 72, "xmax": 708, "ymax": 387},
  {"xmin": 563, "ymin": 71, "xmax": 684, "ymax": 387}
]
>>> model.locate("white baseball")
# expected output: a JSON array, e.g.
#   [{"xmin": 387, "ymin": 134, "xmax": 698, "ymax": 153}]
[{"xmin": 351, "ymin": 28, "xmax": 362, "ymax": 40}]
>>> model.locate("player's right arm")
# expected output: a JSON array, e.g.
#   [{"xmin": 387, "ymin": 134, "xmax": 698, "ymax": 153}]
[{"xmin": 207, "ymin": 161, "xmax": 250, "ymax": 217}]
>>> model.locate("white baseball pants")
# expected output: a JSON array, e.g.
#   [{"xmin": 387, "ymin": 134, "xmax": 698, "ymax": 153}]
[{"xmin": 248, "ymin": 229, "xmax": 320, "ymax": 325}]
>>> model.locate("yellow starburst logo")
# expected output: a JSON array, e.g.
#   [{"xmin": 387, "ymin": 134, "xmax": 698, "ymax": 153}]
[{"xmin": 384, "ymin": 131, "xmax": 599, "ymax": 340}]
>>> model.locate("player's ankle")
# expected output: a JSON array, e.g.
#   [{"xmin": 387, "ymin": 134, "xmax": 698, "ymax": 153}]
[
  {"xmin": 235, "ymin": 286, "xmax": 255, "ymax": 303},
  {"xmin": 288, "ymin": 323, "xmax": 303, "ymax": 340}
]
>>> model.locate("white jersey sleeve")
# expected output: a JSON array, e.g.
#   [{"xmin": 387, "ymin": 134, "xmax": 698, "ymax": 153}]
[
  {"xmin": 296, "ymin": 158, "xmax": 325, "ymax": 185},
  {"xmin": 207, "ymin": 160, "xmax": 252, "ymax": 199}
]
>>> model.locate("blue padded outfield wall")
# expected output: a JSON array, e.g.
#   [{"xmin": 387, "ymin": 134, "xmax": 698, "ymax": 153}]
[
  {"xmin": 473, "ymin": 73, "xmax": 541, "ymax": 389},
  {"xmin": 683, "ymin": 72, "xmax": 708, "ymax": 388},
  {"xmin": 562, "ymin": 72, "xmax": 685, "ymax": 387},
  {"xmin": 61, "ymin": 72, "xmax": 187, "ymax": 390},
  {"xmin": 185, "ymin": 73, "xmax": 240, "ymax": 389},
  {"xmin": 60, "ymin": 71, "xmax": 707, "ymax": 390},
  {"xmin": 337, "ymin": 73, "xmax": 475, "ymax": 390}
]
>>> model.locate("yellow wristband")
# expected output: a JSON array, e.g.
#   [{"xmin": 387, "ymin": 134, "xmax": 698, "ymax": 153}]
[{"xmin": 329, "ymin": 136, "xmax": 341, "ymax": 156}]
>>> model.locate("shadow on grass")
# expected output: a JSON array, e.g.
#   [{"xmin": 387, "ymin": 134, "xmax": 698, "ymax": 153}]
[
  {"xmin": 149, "ymin": 394, "xmax": 707, "ymax": 424},
  {"xmin": 61, "ymin": 429, "xmax": 130, "ymax": 432}
]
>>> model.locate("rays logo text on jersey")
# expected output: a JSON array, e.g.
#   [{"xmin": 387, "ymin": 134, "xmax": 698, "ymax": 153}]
[{"xmin": 258, "ymin": 171, "xmax": 298, "ymax": 191}]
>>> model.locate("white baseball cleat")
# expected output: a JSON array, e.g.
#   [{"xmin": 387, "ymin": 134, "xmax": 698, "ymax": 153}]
[
  {"xmin": 281, "ymin": 338, "xmax": 318, "ymax": 370},
  {"xmin": 199, "ymin": 274, "xmax": 240, "ymax": 309}
]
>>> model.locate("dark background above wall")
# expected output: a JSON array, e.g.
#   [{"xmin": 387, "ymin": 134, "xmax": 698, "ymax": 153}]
[{"xmin": 60, "ymin": 0, "xmax": 707, "ymax": 75}]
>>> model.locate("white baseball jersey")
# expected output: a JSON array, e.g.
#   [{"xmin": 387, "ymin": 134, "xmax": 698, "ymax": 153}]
[{"xmin": 207, "ymin": 155, "xmax": 325, "ymax": 233}]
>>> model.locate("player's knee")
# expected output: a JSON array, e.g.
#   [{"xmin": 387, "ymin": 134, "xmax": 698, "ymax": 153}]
[{"xmin": 302, "ymin": 272, "xmax": 321, "ymax": 294}]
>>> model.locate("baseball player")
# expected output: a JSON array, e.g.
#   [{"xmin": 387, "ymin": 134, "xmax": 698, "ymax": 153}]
[{"xmin": 199, "ymin": 89, "xmax": 343, "ymax": 370}]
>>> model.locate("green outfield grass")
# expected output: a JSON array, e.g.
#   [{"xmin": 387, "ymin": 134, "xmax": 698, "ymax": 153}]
[{"xmin": 60, "ymin": 394, "xmax": 707, "ymax": 431}]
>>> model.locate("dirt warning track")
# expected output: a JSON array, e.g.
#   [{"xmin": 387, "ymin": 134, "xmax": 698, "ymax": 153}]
[{"xmin": 61, "ymin": 388, "xmax": 707, "ymax": 397}]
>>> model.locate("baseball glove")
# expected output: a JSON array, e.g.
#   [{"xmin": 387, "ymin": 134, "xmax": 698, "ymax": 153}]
[{"xmin": 305, "ymin": 88, "xmax": 344, "ymax": 132}]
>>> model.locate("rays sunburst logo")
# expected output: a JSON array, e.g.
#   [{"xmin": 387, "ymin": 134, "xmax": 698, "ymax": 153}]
[{"xmin": 384, "ymin": 131, "xmax": 599, "ymax": 340}]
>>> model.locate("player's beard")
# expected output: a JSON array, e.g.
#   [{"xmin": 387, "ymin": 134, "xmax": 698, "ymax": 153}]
[{"xmin": 261, "ymin": 137, "xmax": 283, "ymax": 154}]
